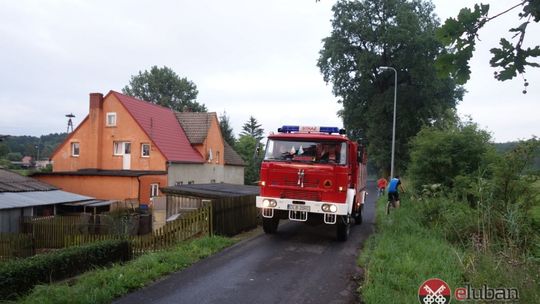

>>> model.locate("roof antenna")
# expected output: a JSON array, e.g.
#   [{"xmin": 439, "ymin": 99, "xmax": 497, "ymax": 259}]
[{"xmin": 66, "ymin": 113, "xmax": 75, "ymax": 133}]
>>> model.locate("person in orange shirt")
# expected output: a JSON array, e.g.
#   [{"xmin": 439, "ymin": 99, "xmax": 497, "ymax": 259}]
[{"xmin": 377, "ymin": 177, "xmax": 388, "ymax": 197}]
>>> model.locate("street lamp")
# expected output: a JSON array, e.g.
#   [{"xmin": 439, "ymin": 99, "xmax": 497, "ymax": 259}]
[{"xmin": 380, "ymin": 66, "xmax": 397, "ymax": 178}]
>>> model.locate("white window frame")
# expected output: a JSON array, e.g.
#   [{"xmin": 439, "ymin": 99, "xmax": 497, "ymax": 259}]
[
  {"xmin": 106, "ymin": 112, "xmax": 117, "ymax": 127},
  {"xmin": 141, "ymin": 143, "xmax": 150, "ymax": 157},
  {"xmin": 113, "ymin": 141, "xmax": 131, "ymax": 156},
  {"xmin": 150, "ymin": 183, "xmax": 159, "ymax": 197},
  {"xmin": 71, "ymin": 142, "xmax": 80, "ymax": 157}
]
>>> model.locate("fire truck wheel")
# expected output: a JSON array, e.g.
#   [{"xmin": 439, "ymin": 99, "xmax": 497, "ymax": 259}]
[
  {"xmin": 354, "ymin": 205, "xmax": 363, "ymax": 225},
  {"xmin": 336, "ymin": 215, "xmax": 350, "ymax": 242},
  {"xmin": 262, "ymin": 217, "xmax": 279, "ymax": 234}
]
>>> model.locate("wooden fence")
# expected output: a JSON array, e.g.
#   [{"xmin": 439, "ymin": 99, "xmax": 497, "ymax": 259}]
[
  {"xmin": 167, "ymin": 193, "xmax": 258, "ymax": 236},
  {"xmin": 0, "ymin": 204, "xmax": 212, "ymax": 260}
]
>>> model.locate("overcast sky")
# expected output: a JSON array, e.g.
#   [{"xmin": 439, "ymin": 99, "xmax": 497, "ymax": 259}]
[{"xmin": 0, "ymin": 0, "xmax": 538, "ymax": 142}]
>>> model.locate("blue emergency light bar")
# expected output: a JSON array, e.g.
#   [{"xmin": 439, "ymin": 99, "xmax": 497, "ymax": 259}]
[{"xmin": 278, "ymin": 125, "xmax": 346, "ymax": 134}]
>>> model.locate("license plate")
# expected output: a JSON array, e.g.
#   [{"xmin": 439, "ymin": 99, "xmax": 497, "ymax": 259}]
[{"xmin": 287, "ymin": 204, "xmax": 310, "ymax": 212}]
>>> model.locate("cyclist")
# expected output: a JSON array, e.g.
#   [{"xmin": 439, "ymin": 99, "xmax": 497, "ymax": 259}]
[
  {"xmin": 376, "ymin": 177, "xmax": 388, "ymax": 197},
  {"xmin": 387, "ymin": 176, "xmax": 404, "ymax": 208}
]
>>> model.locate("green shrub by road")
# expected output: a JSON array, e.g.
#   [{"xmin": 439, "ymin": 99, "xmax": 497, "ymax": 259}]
[{"xmin": 16, "ymin": 236, "xmax": 234, "ymax": 304}]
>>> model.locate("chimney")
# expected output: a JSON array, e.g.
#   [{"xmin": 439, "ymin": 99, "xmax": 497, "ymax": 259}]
[
  {"xmin": 88, "ymin": 93, "xmax": 104, "ymax": 169},
  {"xmin": 90, "ymin": 93, "xmax": 104, "ymax": 111}
]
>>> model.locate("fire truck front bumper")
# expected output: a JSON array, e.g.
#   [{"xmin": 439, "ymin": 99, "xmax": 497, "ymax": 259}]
[{"xmin": 256, "ymin": 196, "xmax": 349, "ymax": 224}]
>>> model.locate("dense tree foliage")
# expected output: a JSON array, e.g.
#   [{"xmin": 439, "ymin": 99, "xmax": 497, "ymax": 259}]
[
  {"xmin": 235, "ymin": 135, "xmax": 262, "ymax": 185},
  {"xmin": 318, "ymin": 0, "xmax": 463, "ymax": 175},
  {"xmin": 219, "ymin": 112, "xmax": 236, "ymax": 147},
  {"xmin": 240, "ymin": 116, "xmax": 264, "ymax": 142},
  {"xmin": 235, "ymin": 116, "xmax": 265, "ymax": 185},
  {"xmin": 436, "ymin": 1, "xmax": 540, "ymax": 90},
  {"xmin": 122, "ymin": 66, "xmax": 207, "ymax": 112},
  {"xmin": 408, "ymin": 119, "xmax": 496, "ymax": 189},
  {"xmin": 0, "ymin": 133, "xmax": 67, "ymax": 161}
]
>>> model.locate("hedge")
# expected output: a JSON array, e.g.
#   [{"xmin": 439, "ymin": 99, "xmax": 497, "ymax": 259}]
[{"xmin": 0, "ymin": 239, "xmax": 131, "ymax": 300}]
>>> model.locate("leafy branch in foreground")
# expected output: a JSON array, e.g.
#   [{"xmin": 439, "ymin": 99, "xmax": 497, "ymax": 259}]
[{"xmin": 435, "ymin": 1, "xmax": 540, "ymax": 92}]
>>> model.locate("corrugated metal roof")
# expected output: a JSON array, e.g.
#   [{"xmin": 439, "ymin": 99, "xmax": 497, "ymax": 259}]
[
  {"xmin": 162, "ymin": 183, "xmax": 259, "ymax": 198},
  {"xmin": 0, "ymin": 168, "xmax": 57, "ymax": 192},
  {"xmin": 110, "ymin": 91, "xmax": 204, "ymax": 163},
  {"xmin": 63, "ymin": 200, "xmax": 115, "ymax": 207},
  {"xmin": 0, "ymin": 190, "xmax": 93, "ymax": 210}
]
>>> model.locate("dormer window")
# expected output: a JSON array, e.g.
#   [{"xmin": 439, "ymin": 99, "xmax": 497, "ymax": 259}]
[{"xmin": 106, "ymin": 112, "xmax": 117, "ymax": 126}]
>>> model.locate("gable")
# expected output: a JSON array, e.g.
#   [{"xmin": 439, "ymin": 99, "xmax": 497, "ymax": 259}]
[{"xmin": 110, "ymin": 91, "xmax": 204, "ymax": 163}]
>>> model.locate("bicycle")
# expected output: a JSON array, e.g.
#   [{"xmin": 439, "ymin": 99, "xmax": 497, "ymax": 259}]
[{"xmin": 386, "ymin": 194, "xmax": 400, "ymax": 215}]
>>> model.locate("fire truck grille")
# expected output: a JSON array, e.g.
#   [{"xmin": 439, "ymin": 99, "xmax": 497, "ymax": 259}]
[
  {"xmin": 281, "ymin": 179, "xmax": 319, "ymax": 188},
  {"xmin": 281, "ymin": 189, "xmax": 321, "ymax": 201}
]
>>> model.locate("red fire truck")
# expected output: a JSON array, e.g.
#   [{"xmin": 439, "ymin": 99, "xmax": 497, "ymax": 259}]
[{"xmin": 256, "ymin": 125, "xmax": 368, "ymax": 241}]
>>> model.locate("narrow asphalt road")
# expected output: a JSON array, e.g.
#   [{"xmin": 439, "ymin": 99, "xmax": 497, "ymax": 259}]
[{"xmin": 115, "ymin": 181, "xmax": 377, "ymax": 304}]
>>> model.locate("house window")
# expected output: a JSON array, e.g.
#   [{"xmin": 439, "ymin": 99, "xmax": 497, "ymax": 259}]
[
  {"xmin": 215, "ymin": 151, "xmax": 220, "ymax": 164},
  {"xmin": 71, "ymin": 142, "xmax": 80, "ymax": 157},
  {"xmin": 175, "ymin": 181, "xmax": 183, "ymax": 186},
  {"xmin": 150, "ymin": 183, "xmax": 159, "ymax": 197},
  {"xmin": 141, "ymin": 143, "xmax": 150, "ymax": 157},
  {"xmin": 114, "ymin": 141, "xmax": 131, "ymax": 155},
  {"xmin": 188, "ymin": 180, "xmax": 195, "ymax": 185},
  {"xmin": 106, "ymin": 112, "xmax": 117, "ymax": 126}
]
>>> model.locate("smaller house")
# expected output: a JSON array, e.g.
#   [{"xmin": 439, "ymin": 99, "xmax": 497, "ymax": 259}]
[
  {"xmin": 0, "ymin": 168, "xmax": 98, "ymax": 232},
  {"xmin": 171, "ymin": 112, "xmax": 245, "ymax": 185}
]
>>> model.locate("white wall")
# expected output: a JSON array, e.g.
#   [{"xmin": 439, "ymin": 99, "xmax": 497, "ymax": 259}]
[{"xmin": 168, "ymin": 163, "xmax": 244, "ymax": 186}]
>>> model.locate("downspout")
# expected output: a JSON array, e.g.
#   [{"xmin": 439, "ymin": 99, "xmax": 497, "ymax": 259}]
[{"xmin": 137, "ymin": 175, "xmax": 142, "ymax": 205}]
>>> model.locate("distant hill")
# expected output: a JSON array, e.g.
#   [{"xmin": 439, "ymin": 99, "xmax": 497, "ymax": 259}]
[
  {"xmin": 493, "ymin": 141, "xmax": 540, "ymax": 171},
  {"xmin": 0, "ymin": 133, "xmax": 67, "ymax": 160}
]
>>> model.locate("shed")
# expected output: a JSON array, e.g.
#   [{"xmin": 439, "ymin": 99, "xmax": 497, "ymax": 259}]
[
  {"xmin": 0, "ymin": 168, "xmax": 101, "ymax": 232},
  {"xmin": 161, "ymin": 183, "xmax": 259, "ymax": 236}
]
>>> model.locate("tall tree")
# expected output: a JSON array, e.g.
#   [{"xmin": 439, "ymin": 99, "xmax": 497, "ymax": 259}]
[
  {"xmin": 240, "ymin": 116, "xmax": 264, "ymax": 142},
  {"xmin": 122, "ymin": 66, "xmax": 207, "ymax": 112},
  {"xmin": 219, "ymin": 111, "xmax": 236, "ymax": 146},
  {"xmin": 235, "ymin": 135, "xmax": 262, "ymax": 185},
  {"xmin": 318, "ymin": 0, "xmax": 463, "ymax": 174},
  {"xmin": 435, "ymin": 1, "xmax": 540, "ymax": 92}
]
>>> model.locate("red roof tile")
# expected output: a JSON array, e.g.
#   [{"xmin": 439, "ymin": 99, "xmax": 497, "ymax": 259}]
[{"xmin": 109, "ymin": 91, "xmax": 204, "ymax": 163}]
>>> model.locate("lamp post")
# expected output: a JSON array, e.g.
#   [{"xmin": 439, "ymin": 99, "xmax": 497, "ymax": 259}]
[{"xmin": 380, "ymin": 66, "xmax": 397, "ymax": 178}]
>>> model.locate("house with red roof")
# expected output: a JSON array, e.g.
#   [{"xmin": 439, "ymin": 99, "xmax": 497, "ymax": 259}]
[{"xmin": 34, "ymin": 91, "xmax": 244, "ymax": 205}]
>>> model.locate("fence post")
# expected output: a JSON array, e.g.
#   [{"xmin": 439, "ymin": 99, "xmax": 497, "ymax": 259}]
[{"xmin": 202, "ymin": 199, "xmax": 213, "ymax": 236}]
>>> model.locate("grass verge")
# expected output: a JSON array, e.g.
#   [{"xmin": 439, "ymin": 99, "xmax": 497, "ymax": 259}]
[
  {"xmin": 16, "ymin": 236, "xmax": 235, "ymax": 304},
  {"xmin": 358, "ymin": 198, "xmax": 463, "ymax": 303},
  {"xmin": 358, "ymin": 196, "xmax": 540, "ymax": 303}
]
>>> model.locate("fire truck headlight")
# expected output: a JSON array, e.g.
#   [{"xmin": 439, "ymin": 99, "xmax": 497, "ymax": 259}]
[
  {"xmin": 260, "ymin": 181, "xmax": 266, "ymax": 187},
  {"xmin": 322, "ymin": 204, "xmax": 337, "ymax": 213},
  {"xmin": 338, "ymin": 186, "xmax": 344, "ymax": 192},
  {"xmin": 262, "ymin": 199, "xmax": 277, "ymax": 208}
]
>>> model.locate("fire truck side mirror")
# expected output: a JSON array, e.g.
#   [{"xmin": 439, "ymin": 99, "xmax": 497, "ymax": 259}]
[
  {"xmin": 254, "ymin": 143, "xmax": 263, "ymax": 159},
  {"xmin": 357, "ymin": 150, "xmax": 363, "ymax": 163}
]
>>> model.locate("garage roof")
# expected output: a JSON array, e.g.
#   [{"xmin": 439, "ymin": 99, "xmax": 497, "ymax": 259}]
[{"xmin": 0, "ymin": 190, "xmax": 93, "ymax": 210}]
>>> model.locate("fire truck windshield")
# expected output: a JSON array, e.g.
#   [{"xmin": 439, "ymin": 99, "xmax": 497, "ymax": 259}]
[{"xmin": 264, "ymin": 139, "xmax": 347, "ymax": 165}]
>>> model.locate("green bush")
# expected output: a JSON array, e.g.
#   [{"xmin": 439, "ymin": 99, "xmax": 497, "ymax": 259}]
[
  {"xmin": 408, "ymin": 120, "xmax": 495, "ymax": 191},
  {"xmin": 0, "ymin": 239, "xmax": 131, "ymax": 300}
]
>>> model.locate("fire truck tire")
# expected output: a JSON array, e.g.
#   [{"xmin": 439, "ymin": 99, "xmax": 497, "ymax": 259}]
[
  {"xmin": 263, "ymin": 217, "xmax": 279, "ymax": 234},
  {"xmin": 336, "ymin": 215, "xmax": 350, "ymax": 242},
  {"xmin": 354, "ymin": 204, "xmax": 363, "ymax": 225}
]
